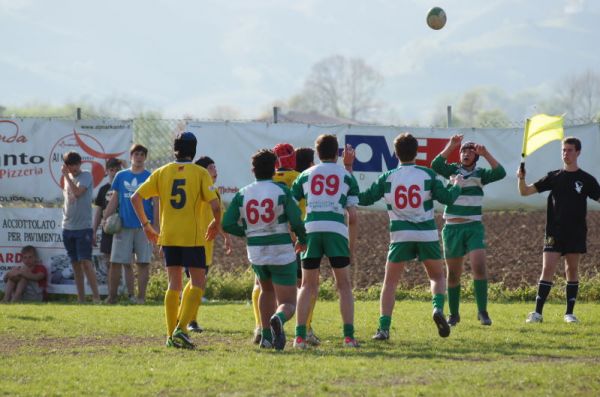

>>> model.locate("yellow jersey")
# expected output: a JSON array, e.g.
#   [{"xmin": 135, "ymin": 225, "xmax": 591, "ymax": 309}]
[
  {"xmin": 273, "ymin": 169, "xmax": 306, "ymax": 219},
  {"xmin": 135, "ymin": 162, "xmax": 218, "ymax": 247},
  {"xmin": 198, "ymin": 191, "xmax": 224, "ymax": 265}
]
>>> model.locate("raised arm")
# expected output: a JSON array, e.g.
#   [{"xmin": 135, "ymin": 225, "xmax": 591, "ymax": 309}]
[{"xmin": 516, "ymin": 166, "xmax": 537, "ymax": 196}]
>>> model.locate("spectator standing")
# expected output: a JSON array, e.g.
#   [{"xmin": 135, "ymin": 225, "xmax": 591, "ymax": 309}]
[
  {"xmin": 92, "ymin": 158, "xmax": 125, "ymax": 301},
  {"xmin": 103, "ymin": 144, "xmax": 157, "ymax": 304},
  {"xmin": 61, "ymin": 151, "xmax": 100, "ymax": 303}
]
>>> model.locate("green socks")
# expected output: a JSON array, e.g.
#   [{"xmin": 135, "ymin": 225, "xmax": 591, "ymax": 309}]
[
  {"xmin": 432, "ymin": 293, "xmax": 445, "ymax": 312},
  {"xmin": 276, "ymin": 311, "xmax": 286, "ymax": 324},
  {"xmin": 261, "ymin": 328, "xmax": 272, "ymax": 343},
  {"xmin": 343, "ymin": 324, "xmax": 354, "ymax": 338},
  {"xmin": 295, "ymin": 325, "xmax": 307, "ymax": 339},
  {"xmin": 473, "ymin": 279, "xmax": 488, "ymax": 312},
  {"xmin": 448, "ymin": 285, "xmax": 460, "ymax": 315},
  {"xmin": 378, "ymin": 315, "xmax": 391, "ymax": 331}
]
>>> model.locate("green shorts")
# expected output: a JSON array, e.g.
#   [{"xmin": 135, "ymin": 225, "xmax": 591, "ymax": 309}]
[
  {"xmin": 442, "ymin": 221, "xmax": 486, "ymax": 259},
  {"xmin": 388, "ymin": 241, "xmax": 442, "ymax": 262},
  {"xmin": 301, "ymin": 232, "xmax": 349, "ymax": 260},
  {"xmin": 252, "ymin": 261, "xmax": 298, "ymax": 286}
]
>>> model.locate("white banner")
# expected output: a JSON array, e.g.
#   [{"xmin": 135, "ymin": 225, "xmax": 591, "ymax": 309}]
[
  {"xmin": 0, "ymin": 208, "xmax": 108, "ymax": 295},
  {"xmin": 0, "ymin": 118, "xmax": 133, "ymax": 204},
  {"xmin": 187, "ymin": 121, "xmax": 600, "ymax": 211}
]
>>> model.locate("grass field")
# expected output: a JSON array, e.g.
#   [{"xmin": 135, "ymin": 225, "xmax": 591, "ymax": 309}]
[{"xmin": 1, "ymin": 301, "xmax": 599, "ymax": 396}]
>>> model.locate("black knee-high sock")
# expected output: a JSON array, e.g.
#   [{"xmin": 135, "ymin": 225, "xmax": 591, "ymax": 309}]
[
  {"xmin": 565, "ymin": 281, "xmax": 579, "ymax": 315},
  {"xmin": 535, "ymin": 281, "xmax": 553, "ymax": 315}
]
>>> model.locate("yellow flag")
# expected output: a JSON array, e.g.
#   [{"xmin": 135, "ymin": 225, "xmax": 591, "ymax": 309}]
[{"xmin": 521, "ymin": 114, "xmax": 564, "ymax": 157}]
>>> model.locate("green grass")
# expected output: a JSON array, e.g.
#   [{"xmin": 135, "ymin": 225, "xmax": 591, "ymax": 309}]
[{"xmin": 1, "ymin": 301, "xmax": 600, "ymax": 396}]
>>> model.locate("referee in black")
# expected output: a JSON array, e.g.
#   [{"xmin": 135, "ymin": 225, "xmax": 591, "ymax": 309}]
[{"xmin": 517, "ymin": 136, "xmax": 600, "ymax": 323}]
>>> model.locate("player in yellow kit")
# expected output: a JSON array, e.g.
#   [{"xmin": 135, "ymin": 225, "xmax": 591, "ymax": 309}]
[
  {"xmin": 181, "ymin": 156, "xmax": 231, "ymax": 334},
  {"xmin": 131, "ymin": 132, "xmax": 221, "ymax": 349}
]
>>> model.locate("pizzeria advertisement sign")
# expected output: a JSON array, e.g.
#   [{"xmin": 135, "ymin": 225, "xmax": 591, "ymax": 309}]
[{"xmin": 0, "ymin": 118, "xmax": 132, "ymax": 204}]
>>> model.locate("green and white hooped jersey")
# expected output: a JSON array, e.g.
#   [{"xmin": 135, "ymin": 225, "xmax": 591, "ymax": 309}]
[
  {"xmin": 292, "ymin": 162, "xmax": 359, "ymax": 239},
  {"xmin": 229, "ymin": 181, "xmax": 296, "ymax": 266},
  {"xmin": 430, "ymin": 155, "xmax": 506, "ymax": 222},
  {"xmin": 358, "ymin": 164, "xmax": 461, "ymax": 244}
]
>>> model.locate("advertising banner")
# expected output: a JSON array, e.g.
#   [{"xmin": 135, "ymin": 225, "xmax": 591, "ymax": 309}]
[
  {"xmin": 0, "ymin": 208, "xmax": 108, "ymax": 295},
  {"xmin": 186, "ymin": 122, "xmax": 600, "ymax": 211},
  {"xmin": 0, "ymin": 118, "xmax": 132, "ymax": 204}
]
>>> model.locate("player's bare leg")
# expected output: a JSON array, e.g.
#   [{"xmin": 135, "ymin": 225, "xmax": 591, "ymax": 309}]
[
  {"xmin": 373, "ymin": 261, "xmax": 405, "ymax": 340},
  {"xmin": 269, "ymin": 282, "xmax": 296, "ymax": 350},
  {"xmin": 295, "ymin": 268, "xmax": 319, "ymax": 349},
  {"xmin": 423, "ymin": 259, "xmax": 450, "ymax": 337},
  {"xmin": 332, "ymin": 266, "xmax": 357, "ymax": 346}
]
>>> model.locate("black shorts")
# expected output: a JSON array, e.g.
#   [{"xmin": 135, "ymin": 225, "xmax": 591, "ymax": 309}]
[
  {"xmin": 296, "ymin": 253, "xmax": 302, "ymax": 279},
  {"xmin": 543, "ymin": 232, "xmax": 586, "ymax": 255},
  {"xmin": 302, "ymin": 256, "xmax": 350, "ymax": 270},
  {"xmin": 99, "ymin": 232, "xmax": 113, "ymax": 255},
  {"xmin": 163, "ymin": 246, "xmax": 206, "ymax": 268}
]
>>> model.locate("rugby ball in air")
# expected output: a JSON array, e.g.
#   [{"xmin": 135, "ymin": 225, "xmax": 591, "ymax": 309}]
[{"xmin": 427, "ymin": 7, "xmax": 447, "ymax": 30}]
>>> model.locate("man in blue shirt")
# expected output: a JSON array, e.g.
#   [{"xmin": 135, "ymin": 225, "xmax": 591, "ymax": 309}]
[{"xmin": 103, "ymin": 144, "xmax": 158, "ymax": 304}]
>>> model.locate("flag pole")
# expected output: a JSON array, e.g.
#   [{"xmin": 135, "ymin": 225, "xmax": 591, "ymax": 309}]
[{"xmin": 520, "ymin": 118, "xmax": 530, "ymax": 173}]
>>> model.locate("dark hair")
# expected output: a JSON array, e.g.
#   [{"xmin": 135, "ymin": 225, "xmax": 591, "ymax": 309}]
[
  {"xmin": 106, "ymin": 158, "xmax": 123, "ymax": 169},
  {"xmin": 252, "ymin": 149, "xmax": 277, "ymax": 180},
  {"xmin": 63, "ymin": 151, "xmax": 82, "ymax": 165},
  {"xmin": 129, "ymin": 144, "xmax": 148, "ymax": 156},
  {"xmin": 295, "ymin": 147, "xmax": 315, "ymax": 172},
  {"xmin": 174, "ymin": 132, "xmax": 197, "ymax": 160},
  {"xmin": 563, "ymin": 136, "xmax": 581, "ymax": 151},
  {"xmin": 195, "ymin": 156, "xmax": 215, "ymax": 169},
  {"xmin": 21, "ymin": 245, "xmax": 38, "ymax": 257},
  {"xmin": 394, "ymin": 133, "xmax": 418, "ymax": 162},
  {"xmin": 315, "ymin": 134, "xmax": 338, "ymax": 160}
]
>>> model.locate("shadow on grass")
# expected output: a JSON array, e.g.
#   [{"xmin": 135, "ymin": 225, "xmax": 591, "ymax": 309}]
[{"xmin": 6, "ymin": 314, "xmax": 55, "ymax": 322}]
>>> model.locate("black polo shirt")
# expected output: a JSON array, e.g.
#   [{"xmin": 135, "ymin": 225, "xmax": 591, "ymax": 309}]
[{"xmin": 534, "ymin": 169, "xmax": 600, "ymax": 240}]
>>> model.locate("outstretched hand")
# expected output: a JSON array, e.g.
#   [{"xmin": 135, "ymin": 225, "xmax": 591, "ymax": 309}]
[
  {"xmin": 206, "ymin": 219, "xmax": 222, "ymax": 241},
  {"xmin": 475, "ymin": 144, "xmax": 488, "ymax": 157},
  {"xmin": 450, "ymin": 174, "xmax": 465, "ymax": 187},
  {"xmin": 143, "ymin": 224, "xmax": 160, "ymax": 245},
  {"xmin": 342, "ymin": 144, "xmax": 355, "ymax": 169},
  {"xmin": 449, "ymin": 134, "xmax": 463, "ymax": 148}
]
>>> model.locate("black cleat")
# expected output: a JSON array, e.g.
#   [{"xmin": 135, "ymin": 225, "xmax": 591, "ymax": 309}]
[
  {"xmin": 270, "ymin": 315, "xmax": 286, "ymax": 351},
  {"xmin": 372, "ymin": 328, "xmax": 390, "ymax": 340},
  {"xmin": 433, "ymin": 309, "xmax": 451, "ymax": 338},
  {"xmin": 447, "ymin": 314, "xmax": 461, "ymax": 327},
  {"xmin": 187, "ymin": 321, "xmax": 204, "ymax": 333},
  {"xmin": 478, "ymin": 311, "xmax": 492, "ymax": 326}
]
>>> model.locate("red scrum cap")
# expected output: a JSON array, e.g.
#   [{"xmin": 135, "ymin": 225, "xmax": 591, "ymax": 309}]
[{"xmin": 273, "ymin": 143, "xmax": 296, "ymax": 169}]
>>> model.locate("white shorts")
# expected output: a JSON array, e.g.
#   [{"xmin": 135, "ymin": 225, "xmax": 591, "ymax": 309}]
[{"xmin": 110, "ymin": 228, "xmax": 152, "ymax": 264}]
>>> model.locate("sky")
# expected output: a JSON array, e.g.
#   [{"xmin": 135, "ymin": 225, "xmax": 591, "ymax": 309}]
[{"xmin": 1, "ymin": 0, "xmax": 598, "ymax": 124}]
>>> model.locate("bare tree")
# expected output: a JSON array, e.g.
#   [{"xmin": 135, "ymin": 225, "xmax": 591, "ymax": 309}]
[
  {"xmin": 290, "ymin": 55, "xmax": 383, "ymax": 121},
  {"xmin": 558, "ymin": 69, "xmax": 600, "ymax": 121}
]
